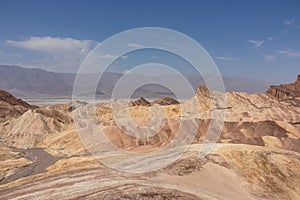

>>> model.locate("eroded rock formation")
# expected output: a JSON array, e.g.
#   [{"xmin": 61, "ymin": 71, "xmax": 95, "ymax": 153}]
[
  {"xmin": 0, "ymin": 90, "xmax": 38, "ymax": 123},
  {"xmin": 151, "ymin": 97, "xmax": 180, "ymax": 106},
  {"xmin": 267, "ymin": 75, "xmax": 300, "ymax": 100},
  {"xmin": 1, "ymin": 77, "xmax": 300, "ymax": 199}
]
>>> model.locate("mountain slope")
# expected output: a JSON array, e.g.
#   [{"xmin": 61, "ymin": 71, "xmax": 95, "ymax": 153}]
[
  {"xmin": 0, "ymin": 65, "xmax": 272, "ymax": 98},
  {"xmin": 0, "ymin": 65, "xmax": 74, "ymax": 96},
  {"xmin": 0, "ymin": 89, "xmax": 37, "ymax": 123}
]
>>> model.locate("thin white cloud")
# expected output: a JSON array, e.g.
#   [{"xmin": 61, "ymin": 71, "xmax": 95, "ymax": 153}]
[
  {"xmin": 127, "ymin": 43, "xmax": 143, "ymax": 48},
  {"xmin": 277, "ymin": 49, "xmax": 300, "ymax": 57},
  {"xmin": 267, "ymin": 37, "xmax": 273, "ymax": 41},
  {"xmin": 6, "ymin": 36, "xmax": 98, "ymax": 72},
  {"xmin": 88, "ymin": 53, "xmax": 128, "ymax": 60},
  {"xmin": 264, "ymin": 54, "xmax": 275, "ymax": 62},
  {"xmin": 121, "ymin": 55, "xmax": 128, "ymax": 59},
  {"xmin": 152, "ymin": 56, "xmax": 160, "ymax": 60},
  {"xmin": 161, "ymin": 42, "xmax": 171, "ymax": 46},
  {"xmin": 284, "ymin": 19, "xmax": 300, "ymax": 29},
  {"xmin": 248, "ymin": 40, "xmax": 264, "ymax": 47},
  {"xmin": 7, "ymin": 36, "xmax": 96, "ymax": 55},
  {"xmin": 98, "ymin": 54, "xmax": 117, "ymax": 59},
  {"xmin": 215, "ymin": 56, "xmax": 238, "ymax": 61},
  {"xmin": 98, "ymin": 54, "xmax": 128, "ymax": 60},
  {"xmin": 284, "ymin": 19, "xmax": 295, "ymax": 25},
  {"xmin": 123, "ymin": 69, "xmax": 130, "ymax": 74}
]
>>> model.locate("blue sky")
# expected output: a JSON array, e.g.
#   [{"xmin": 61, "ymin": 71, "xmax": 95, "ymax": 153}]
[{"xmin": 0, "ymin": 0, "xmax": 300, "ymax": 83}]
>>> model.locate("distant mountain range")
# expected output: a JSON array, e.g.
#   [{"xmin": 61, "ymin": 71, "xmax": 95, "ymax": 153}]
[
  {"xmin": 0, "ymin": 65, "xmax": 272, "ymax": 98},
  {"xmin": 0, "ymin": 65, "xmax": 75, "ymax": 97}
]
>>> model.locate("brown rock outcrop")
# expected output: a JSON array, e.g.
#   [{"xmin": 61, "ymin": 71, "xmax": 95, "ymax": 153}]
[
  {"xmin": 0, "ymin": 90, "xmax": 36, "ymax": 109},
  {"xmin": 0, "ymin": 90, "xmax": 37, "ymax": 123},
  {"xmin": 129, "ymin": 97, "xmax": 151, "ymax": 107},
  {"xmin": 296, "ymin": 74, "xmax": 300, "ymax": 85},
  {"xmin": 266, "ymin": 75, "xmax": 300, "ymax": 100},
  {"xmin": 197, "ymin": 84, "xmax": 210, "ymax": 97},
  {"xmin": 151, "ymin": 97, "xmax": 180, "ymax": 106}
]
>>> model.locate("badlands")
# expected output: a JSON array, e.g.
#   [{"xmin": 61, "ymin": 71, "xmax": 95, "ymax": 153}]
[{"xmin": 0, "ymin": 75, "xmax": 300, "ymax": 200}]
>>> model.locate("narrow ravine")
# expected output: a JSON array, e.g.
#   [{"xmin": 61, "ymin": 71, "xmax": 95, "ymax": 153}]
[{"xmin": 0, "ymin": 147, "xmax": 59, "ymax": 184}]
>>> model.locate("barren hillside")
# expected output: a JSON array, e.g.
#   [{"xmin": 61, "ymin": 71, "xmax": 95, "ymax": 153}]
[{"xmin": 0, "ymin": 75, "xmax": 299, "ymax": 199}]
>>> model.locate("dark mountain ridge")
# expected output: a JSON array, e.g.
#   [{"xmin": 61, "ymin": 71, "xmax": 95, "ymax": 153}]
[{"xmin": 0, "ymin": 65, "xmax": 272, "ymax": 98}]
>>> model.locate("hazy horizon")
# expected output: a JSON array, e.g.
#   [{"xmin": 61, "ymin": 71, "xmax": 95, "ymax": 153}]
[{"xmin": 0, "ymin": 0, "xmax": 299, "ymax": 84}]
